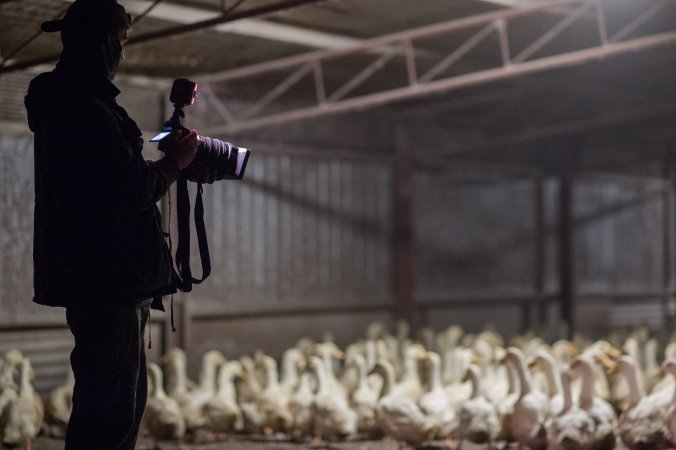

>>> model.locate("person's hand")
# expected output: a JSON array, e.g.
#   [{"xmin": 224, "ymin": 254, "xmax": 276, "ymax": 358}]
[
  {"xmin": 184, "ymin": 163, "xmax": 225, "ymax": 184},
  {"xmin": 163, "ymin": 129, "xmax": 198, "ymax": 170}
]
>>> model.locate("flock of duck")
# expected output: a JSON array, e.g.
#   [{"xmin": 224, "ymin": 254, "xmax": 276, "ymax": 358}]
[{"xmin": 3, "ymin": 322, "xmax": 676, "ymax": 449}]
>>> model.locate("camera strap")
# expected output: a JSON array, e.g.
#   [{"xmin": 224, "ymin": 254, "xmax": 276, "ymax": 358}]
[{"xmin": 175, "ymin": 176, "xmax": 211, "ymax": 292}]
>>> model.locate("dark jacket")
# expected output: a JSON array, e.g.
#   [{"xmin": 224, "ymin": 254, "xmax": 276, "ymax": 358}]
[{"xmin": 25, "ymin": 67, "xmax": 180, "ymax": 308}]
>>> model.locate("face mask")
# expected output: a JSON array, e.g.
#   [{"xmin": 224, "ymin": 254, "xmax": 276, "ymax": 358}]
[{"xmin": 102, "ymin": 33, "xmax": 124, "ymax": 81}]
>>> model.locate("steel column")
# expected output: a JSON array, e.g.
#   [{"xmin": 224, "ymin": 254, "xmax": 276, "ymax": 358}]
[
  {"xmin": 662, "ymin": 144, "xmax": 675, "ymax": 335},
  {"xmin": 392, "ymin": 126, "xmax": 415, "ymax": 325},
  {"xmin": 534, "ymin": 175, "xmax": 547, "ymax": 333},
  {"xmin": 557, "ymin": 154, "xmax": 575, "ymax": 339}
]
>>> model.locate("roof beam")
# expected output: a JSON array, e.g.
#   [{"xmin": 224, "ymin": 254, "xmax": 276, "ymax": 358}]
[
  {"xmin": 119, "ymin": 0, "xmax": 362, "ymax": 50},
  {"xmin": 0, "ymin": 0, "xmax": 327, "ymax": 73},
  {"xmin": 437, "ymin": 101, "xmax": 676, "ymax": 156},
  {"xmin": 198, "ymin": 0, "xmax": 676, "ymax": 134}
]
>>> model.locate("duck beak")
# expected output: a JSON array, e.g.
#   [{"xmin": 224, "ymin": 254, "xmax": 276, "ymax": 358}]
[
  {"xmin": 333, "ymin": 349, "xmax": 345, "ymax": 359},
  {"xmin": 651, "ymin": 367, "xmax": 666, "ymax": 380},
  {"xmin": 597, "ymin": 354, "xmax": 617, "ymax": 374},
  {"xmin": 565, "ymin": 343, "xmax": 581, "ymax": 356},
  {"xmin": 604, "ymin": 346, "xmax": 623, "ymax": 359}
]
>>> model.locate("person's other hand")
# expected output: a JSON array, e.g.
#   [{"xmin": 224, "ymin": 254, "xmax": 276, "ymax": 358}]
[
  {"xmin": 163, "ymin": 129, "xmax": 198, "ymax": 170},
  {"xmin": 184, "ymin": 163, "xmax": 224, "ymax": 184}
]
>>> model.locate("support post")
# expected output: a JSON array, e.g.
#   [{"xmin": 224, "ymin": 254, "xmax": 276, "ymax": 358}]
[
  {"xmin": 393, "ymin": 125, "xmax": 415, "ymax": 326},
  {"xmin": 662, "ymin": 143, "xmax": 675, "ymax": 337},
  {"xmin": 532, "ymin": 175, "xmax": 547, "ymax": 334},
  {"xmin": 557, "ymin": 153, "xmax": 575, "ymax": 339}
]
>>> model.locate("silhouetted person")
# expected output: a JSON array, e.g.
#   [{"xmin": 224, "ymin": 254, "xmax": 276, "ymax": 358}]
[{"xmin": 24, "ymin": 0, "xmax": 200, "ymax": 448}]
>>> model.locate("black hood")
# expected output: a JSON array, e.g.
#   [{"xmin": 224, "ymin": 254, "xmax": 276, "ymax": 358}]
[{"xmin": 42, "ymin": 0, "xmax": 132, "ymax": 81}]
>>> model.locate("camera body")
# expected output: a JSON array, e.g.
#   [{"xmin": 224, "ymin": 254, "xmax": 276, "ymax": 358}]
[{"xmin": 151, "ymin": 79, "xmax": 250, "ymax": 180}]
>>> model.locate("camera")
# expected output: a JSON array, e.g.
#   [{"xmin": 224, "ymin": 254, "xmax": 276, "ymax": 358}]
[{"xmin": 151, "ymin": 78, "xmax": 250, "ymax": 180}]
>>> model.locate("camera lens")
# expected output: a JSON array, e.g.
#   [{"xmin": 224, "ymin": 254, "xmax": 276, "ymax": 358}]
[{"xmin": 196, "ymin": 135, "xmax": 250, "ymax": 180}]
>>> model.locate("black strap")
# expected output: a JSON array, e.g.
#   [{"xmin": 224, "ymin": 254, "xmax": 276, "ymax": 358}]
[
  {"xmin": 192, "ymin": 182, "xmax": 211, "ymax": 283},
  {"xmin": 175, "ymin": 176, "xmax": 193, "ymax": 291},
  {"xmin": 174, "ymin": 177, "xmax": 211, "ymax": 292}
]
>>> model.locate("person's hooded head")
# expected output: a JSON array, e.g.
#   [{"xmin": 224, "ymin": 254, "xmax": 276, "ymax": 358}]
[{"xmin": 42, "ymin": 0, "xmax": 133, "ymax": 81}]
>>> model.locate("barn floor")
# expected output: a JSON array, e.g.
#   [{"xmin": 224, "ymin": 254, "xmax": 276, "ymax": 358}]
[
  {"xmin": 31, "ymin": 436, "xmax": 649, "ymax": 450},
  {"xmin": 30, "ymin": 436, "xmax": 543, "ymax": 450}
]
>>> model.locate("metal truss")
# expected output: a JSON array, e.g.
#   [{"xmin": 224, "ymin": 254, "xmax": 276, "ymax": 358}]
[{"xmin": 199, "ymin": 0, "xmax": 676, "ymax": 135}]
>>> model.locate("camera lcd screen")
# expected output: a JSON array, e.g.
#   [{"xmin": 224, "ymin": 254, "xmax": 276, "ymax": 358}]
[
  {"xmin": 235, "ymin": 148, "xmax": 250, "ymax": 179},
  {"xmin": 149, "ymin": 131, "xmax": 173, "ymax": 142}
]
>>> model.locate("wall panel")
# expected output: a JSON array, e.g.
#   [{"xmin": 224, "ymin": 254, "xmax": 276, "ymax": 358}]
[{"xmin": 189, "ymin": 153, "xmax": 393, "ymax": 315}]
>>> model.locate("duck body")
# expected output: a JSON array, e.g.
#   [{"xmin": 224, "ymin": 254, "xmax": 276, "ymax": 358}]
[
  {"xmin": 203, "ymin": 361, "xmax": 244, "ymax": 433},
  {"xmin": 347, "ymin": 354, "xmax": 379, "ymax": 436},
  {"xmin": 144, "ymin": 363, "xmax": 186, "ymax": 443},
  {"xmin": 419, "ymin": 352, "xmax": 456, "ymax": 438},
  {"xmin": 505, "ymin": 347, "xmax": 548, "ymax": 450},
  {"xmin": 614, "ymin": 356, "xmax": 669, "ymax": 450},
  {"xmin": 289, "ymin": 372, "xmax": 314, "ymax": 438},
  {"xmin": 371, "ymin": 359, "xmax": 438, "ymax": 444},
  {"xmin": 661, "ymin": 359, "xmax": 676, "ymax": 445},
  {"xmin": 1, "ymin": 359, "xmax": 44, "ymax": 450},
  {"xmin": 181, "ymin": 350, "xmax": 226, "ymax": 431},
  {"xmin": 44, "ymin": 369, "xmax": 74, "ymax": 437},
  {"xmin": 255, "ymin": 354, "xmax": 293, "ymax": 432},
  {"xmin": 571, "ymin": 356, "xmax": 617, "ymax": 450},
  {"xmin": 309, "ymin": 356, "xmax": 357, "ymax": 441},
  {"xmin": 547, "ymin": 371, "xmax": 595, "ymax": 450},
  {"xmin": 455, "ymin": 364, "xmax": 499, "ymax": 445}
]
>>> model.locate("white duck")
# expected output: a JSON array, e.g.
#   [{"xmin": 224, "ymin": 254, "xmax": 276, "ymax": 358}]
[
  {"xmin": 203, "ymin": 360, "xmax": 245, "ymax": 433},
  {"xmin": 643, "ymin": 339, "xmax": 660, "ymax": 393},
  {"xmin": 580, "ymin": 340, "xmax": 619, "ymax": 403},
  {"xmin": 279, "ymin": 348, "xmax": 305, "ymax": 397},
  {"xmin": 455, "ymin": 364, "xmax": 500, "ymax": 448},
  {"xmin": 314, "ymin": 342, "xmax": 347, "ymax": 399},
  {"xmin": 144, "ymin": 362, "xmax": 186, "ymax": 448},
  {"xmin": 308, "ymin": 355, "xmax": 357, "ymax": 441},
  {"xmin": 529, "ymin": 350, "xmax": 564, "ymax": 415},
  {"xmin": 546, "ymin": 370, "xmax": 595, "ymax": 450},
  {"xmin": 495, "ymin": 358, "xmax": 519, "ymax": 443},
  {"xmin": 661, "ymin": 359, "xmax": 676, "ymax": 446},
  {"xmin": 238, "ymin": 354, "xmax": 263, "ymax": 405},
  {"xmin": 44, "ymin": 368, "xmax": 74, "ymax": 437},
  {"xmin": 503, "ymin": 346, "xmax": 548, "ymax": 450},
  {"xmin": 442, "ymin": 346, "xmax": 471, "ymax": 386},
  {"xmin": 254, "ymin": 353, "xmax": 293, "ymax": 432},
  {"xmin": 551, "ymin": 340, "xmax": 580, "ymax": 365},
  {"xmin": 570, "ymin": 355, "xmax": 616, "ymax": 450},
  {"xmin": 390, "ymin": 343, "xmax": 427, "ymax": 401},
  {"xmin": 162, "ymin": 348, "xmax": 194, "ymax": 410},
  {"xmin": 370, "ymin": 359, "xmax": 438, "ymax": 444},
  {"xmin": 614, "ymin": 355, "xmax": 670, "ymax": 450},
  {"xmin": 346, "ymin": 354, "xmax": 379, "ymax": 436},
  {"xmin": 289, "ymin": 371, "xmax": 315, "ymax": 439},
  {"xmin": 1, "ymin": 358, "xmax": 43, "ymax": 450},
  {"xmin": 0, "ymin": 351, "xmax": 22, "ymax": 438},
  {"xmin": 181, "ymin": 350, "xmax": 226, "ymax": 430},
  {"xmin": 419, "ymin": 351, "xmax": 457, "ymax": 439},
  {"xmin": 651, "ymin": 344, "xmax": 676, "ymax": 398}
]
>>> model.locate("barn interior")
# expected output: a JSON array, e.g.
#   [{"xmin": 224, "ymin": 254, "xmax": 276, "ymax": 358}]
[{"xmin": 1, "ymin": 0, "xmax": 676, "ymax": 448}]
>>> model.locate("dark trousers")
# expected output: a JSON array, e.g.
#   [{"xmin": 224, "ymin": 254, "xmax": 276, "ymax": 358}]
[{"xmin": 65, "ymin": 300, "xmax": 151, "ymax": 450}]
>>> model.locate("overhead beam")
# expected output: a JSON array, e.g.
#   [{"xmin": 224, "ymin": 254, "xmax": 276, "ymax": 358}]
[
  {"xmin": 439, "ymin": 101, "xmax": 676, "ymax": 156},
  {"xmin": 0, "ymin": 0, "xmax": 328, "ymax": 74},
  {"xmin": 200, "ymin": 28, "xmax": 676, "ymax": 135},
  {"xmin": 119, "ymin": 0, "xmax": 362, "ymax": 50}
]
